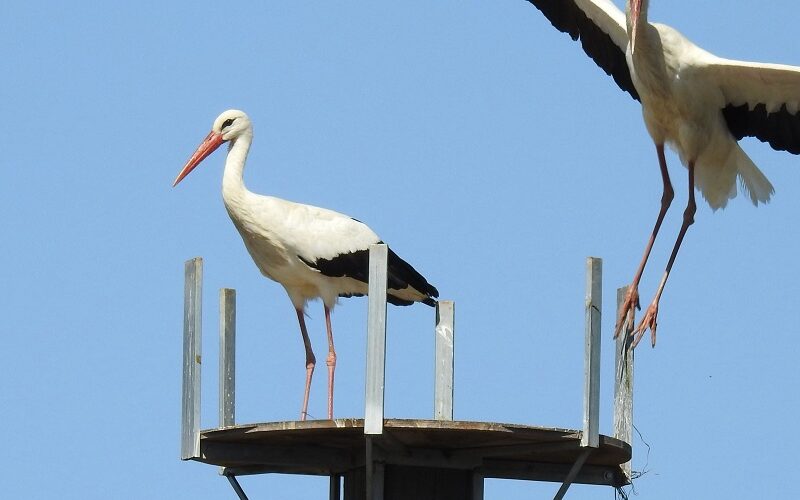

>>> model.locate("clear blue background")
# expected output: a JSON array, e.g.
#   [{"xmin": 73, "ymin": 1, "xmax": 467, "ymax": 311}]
[{"xmin": 3, "ymin": 1, "xmax": 798, "ymax": 498}]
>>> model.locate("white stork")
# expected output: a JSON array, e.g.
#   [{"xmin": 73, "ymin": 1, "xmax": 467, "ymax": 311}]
[
  {"xmin": 173, "ymin": 110, "xmax": 439, "ymax": 420},
  {"xmin": 526, "ymin": 0, "xmax": 800, "ymax": 347}
]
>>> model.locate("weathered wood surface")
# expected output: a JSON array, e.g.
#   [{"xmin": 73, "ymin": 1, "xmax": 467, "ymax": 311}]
[
  {"xmin": 196, "ymin": 419, "xmax": 630, "ymax": 486},
  {"xmin": 614, "ymin": 286, "xmax": 635, "ymax": 479},
  {"xmin": 181, "ymin": 257, "xmax": 203, "ymax": 460},
  {"xmin": 581, "ymin": 257, "xmax": 602, "ymax": 448},
  {"xmin": 434, "ymin": 301, "xmax": 455, "ymax": 421},
  {"xmin": 219, "ymin": 288, "xmax": 236, "ymax": 428}
]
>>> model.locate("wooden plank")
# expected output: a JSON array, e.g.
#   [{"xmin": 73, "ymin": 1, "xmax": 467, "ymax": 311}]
[
  {"xmin": 201, "ymin": 441, "xmax": 355, "ymax": 469},
  {"xmin": 366, "ymin": 435, "xmax": 385, "ymax": 500},
  {"xmin": 434, "ymin": 301, "xmax": 455, "ymax": 421},
  {"xmin": 365, "ymin": 244, "xmax": 388, "ymax": 436},
  {"xmin": 472, "ymin": 472, "xmax": 484, "ymax": 500},
  {"xmin": 181, "ymin": 257, "xmax": 202, "ymax": 460},
  {"xmin": 198, "ymin": 419, "xmax": 631, "ymax": 468},
  {"xmin": 613, "ymin": 286, "xmax": 634, "ymax": 479},
  {"xmin": 581, "ymin": 257, "xmax": 602, "ymax": 448},
  {"xmin": 383, "ymin": 465, "xmax": 474, "ymax": 500},
  {"xmin": 480, "ymin": 459, "xmax": 624, "ymax": 486},
  {"xmin": 330, "ymin": 474, "xmax": 342, "ymax": 500},
  {"xmin": 219, "ymin": 288, "xmax": 236, "ymax": 428}
]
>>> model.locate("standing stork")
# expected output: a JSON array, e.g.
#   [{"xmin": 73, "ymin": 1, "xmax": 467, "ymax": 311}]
[
  {"xmin": 525, "ymin": 0, "xmax": 800, "ymax": 346},
  {"xmin": 173, "ymin": 110, "xmax": 439, "ymax": 420}
]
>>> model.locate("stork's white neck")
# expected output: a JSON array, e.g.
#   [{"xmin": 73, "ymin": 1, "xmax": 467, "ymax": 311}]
[{"xmin": 222, "ymin": 131, "xmax": 253, "ymax": 202}]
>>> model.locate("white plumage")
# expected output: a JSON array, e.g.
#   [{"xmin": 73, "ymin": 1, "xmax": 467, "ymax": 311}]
[
  {"xmin": 526, "ymin": 0, "xmax": 800, "ymax": 346},
  {"xmin": 173, "ymin": 110, "xmax": 438, "ymax": 420}
]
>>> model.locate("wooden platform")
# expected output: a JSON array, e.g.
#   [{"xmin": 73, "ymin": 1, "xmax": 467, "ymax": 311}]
[{"xmin": 195, "ymin": 418, "xmax": 631, "ymax": 487}]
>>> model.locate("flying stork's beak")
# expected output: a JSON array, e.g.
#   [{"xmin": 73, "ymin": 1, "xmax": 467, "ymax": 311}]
[
  {"xmin": 172, "ymin": 131, "xmax": 225, "ymax": 187},
  {"xmin": 630, "ymin": 0, "xmax": 642, "ymax": 54}
]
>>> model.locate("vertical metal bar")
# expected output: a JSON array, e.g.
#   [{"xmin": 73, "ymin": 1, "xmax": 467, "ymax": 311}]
[
  {"xmin": 614, "ymin": 286, "xmax": 635, "ymax": 479},
  {"xmin": 434, "ymin": 300, "xmax": 455, "ymax": 421},
  {"xmin": 365, "ymin": 244, "xmax": 388, "ymax": 436},
  {"xmin": 181, "ymin": 257, "xmax": 202, "ymax": 460},
  {"xmin": 219, "ymin": 288, "xmax": 236, "ymax": 428},
  {"xmin": 581, "ymin": 257, "xmax": 602, "ymax": 448}
]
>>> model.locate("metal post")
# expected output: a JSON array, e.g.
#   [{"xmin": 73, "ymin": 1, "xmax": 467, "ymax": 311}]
[
  {"xmin": 219, "ymin": 288, "xmax": 236, "ymax": 428},
  {"xmin": 181, "ymin": 257, "xmax": 202, "ymax": 460},
  {"xmin": 581, "ymin": 257, "xmax": 602, "ymax": 448},
  {"xmin": 434, "ymin": 300, "xmax": 455, "ymax": 421},
  {"xmin": 365, "ymin": 244, "xmax": 388, "ymax": 436},
  {"xmin": 614, "ymin": 286, "xmax": 635, "ymax": 479},
  {"xmin": 557, "ymin": 258, "xmax": 602, "ymax": 498}
]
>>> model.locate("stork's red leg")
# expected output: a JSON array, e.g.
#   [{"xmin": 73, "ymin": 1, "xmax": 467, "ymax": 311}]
[
  {"xmin": 324, "ymin": 305, "xmax": 337, "ymax": 420},
  {"xmin": 295, "ymin": 308, "xmax": 316, "ymax": 420},
  {"xmin": 634, "ymin": 161, "xmax": 696, "ymax": 348},
  {"xmin": 615, "ymin": 144, "xmax": 674, "ymax": 339}
]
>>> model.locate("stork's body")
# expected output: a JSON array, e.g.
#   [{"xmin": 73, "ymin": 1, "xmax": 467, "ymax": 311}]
[
  {"xmin": 527, "ymin": 0, "xmax": 800, "ymax": 346},
  {"xmin": 174, "ymin": 110, "xmax": 438, "ymax": 419}
]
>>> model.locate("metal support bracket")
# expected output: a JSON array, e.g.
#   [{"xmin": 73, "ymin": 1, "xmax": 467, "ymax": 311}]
[
  {"xmin": 553, "ymin": 448, "xmax": 594, "ymax": 500},
  {"xmin": 222, "ymin": 469, "xmax": 249, "ymax": 500}
]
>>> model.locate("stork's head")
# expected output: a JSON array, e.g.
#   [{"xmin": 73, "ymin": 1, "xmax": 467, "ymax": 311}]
[{"xmin": 173, "ymin": 110, "xmax": 252, "ymax": 187}]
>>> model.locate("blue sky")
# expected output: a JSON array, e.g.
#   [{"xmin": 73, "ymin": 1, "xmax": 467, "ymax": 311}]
[{"xmin": 3, "ymin": 1, "xmax": 799, "ymax": 498}]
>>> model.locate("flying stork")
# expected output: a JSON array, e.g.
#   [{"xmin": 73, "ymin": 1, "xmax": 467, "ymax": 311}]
[
  {"xmin": 173, "ymin": 110, "xmax": 439, "ymax": 420},
  {"xmin": 525, "ymin": 0, "xmax": 800, "ymax": 347}
]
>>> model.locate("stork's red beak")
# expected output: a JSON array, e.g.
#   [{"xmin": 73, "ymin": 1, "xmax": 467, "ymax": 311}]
[
  {"xmin": 172, "ymin": 131, "xmax": 225, "ymax": 187},
  {"xmin": 630, "ymin": 0, "xmax": 642, "ymax": 54}
]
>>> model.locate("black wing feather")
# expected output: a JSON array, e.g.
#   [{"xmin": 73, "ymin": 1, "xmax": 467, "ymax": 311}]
[
  {"xmin": 722, "ymin": 103, "xmax": 800, "ymax": 155},
  {"xmin": 524, "ymin": 0, "xmax": 639, "ymax": 101},
  {"xmin": 300, "ymin": 243, "xmax": 439, "ymax": 307}
]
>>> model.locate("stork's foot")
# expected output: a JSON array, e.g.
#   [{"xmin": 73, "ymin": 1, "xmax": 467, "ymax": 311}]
[
  {"xmin": 614, "ymin": 286, "xmax": 640, "ymax": 339},
  {"xmin": 633, "ymin": 300, "xmax": 659, "ymax": 348}
]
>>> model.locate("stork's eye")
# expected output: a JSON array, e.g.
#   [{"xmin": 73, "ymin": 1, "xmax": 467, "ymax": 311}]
[{"xmin": 221, "ymin": 118, "xmax": 235, "ymax": 129}]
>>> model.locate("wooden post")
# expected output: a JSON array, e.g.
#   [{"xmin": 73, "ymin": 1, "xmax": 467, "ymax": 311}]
[
  {"xmin": 181, "ymin": 257, "xmax": 202, "ymax": 460},
  {"xmin": 434, "ymin": 301, "xmax": 455, "ymax": 421},
  {"xmin": 219, "ymin": 288, "xmax": 236, "ymax": 428},
  {"xmin": 581, "ymin": 257, "xmax": 602, "ymax": 448},
  {"xmin": 365, "ymin": 244, "xmax": 388, "ymax": 436},
  {"xmin": 614, "ymin": 286, "xmax": 635, "ymax": 479}
]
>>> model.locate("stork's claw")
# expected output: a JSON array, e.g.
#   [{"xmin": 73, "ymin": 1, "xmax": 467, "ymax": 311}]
[
  {"xmin": 614, "ymin": 286, "xmax": 640, "ymax": 339},
  {"xmin": 633, "ymin": 301, "xmax": 659, "ymax": 348}
]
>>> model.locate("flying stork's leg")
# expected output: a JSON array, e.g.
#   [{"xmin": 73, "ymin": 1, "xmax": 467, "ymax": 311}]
[
  {"xmin": 634, "ymin": 161, "xmax": 696, "ymax": 348},
  {"xmin": 324, "ymin": 305, "xmax": 337, "ymax": 420},
  {"xmin": 295, "ymin": 308, "xmax": 316, "ymax": 421},
  {"xmin": 615, "ymin": 144, "xmax": 674, "ymax": 339}
]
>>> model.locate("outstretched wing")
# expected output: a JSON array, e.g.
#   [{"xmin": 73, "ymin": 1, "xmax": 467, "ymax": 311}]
[
  {"xmin": 705, "ymin": 58, "xmax": 800, "ymax": 154},
  {"xmin": 524, "ymin": 0, "xmax": 638, "ymax": 100}
]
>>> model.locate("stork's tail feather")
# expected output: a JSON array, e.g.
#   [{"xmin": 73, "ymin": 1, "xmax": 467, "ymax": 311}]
[
  {"xmin": 737, "ymin": 151, "xmax": 774, "ymax": 206},
  {"xmin": 697, "ymin": 145, "xmax": 774, "ymax": 210},
  {"xmin": 386, "ymin": 247, "xmax": 439, "ymax": 307}
]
